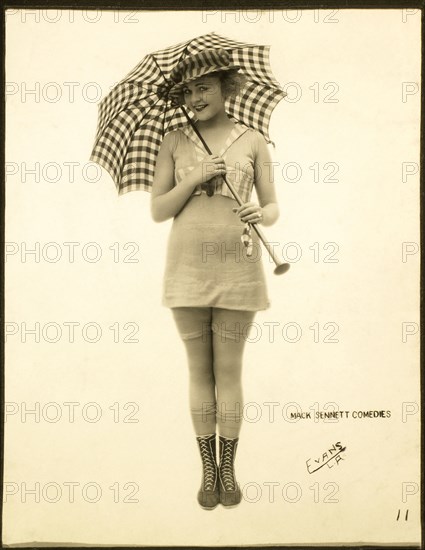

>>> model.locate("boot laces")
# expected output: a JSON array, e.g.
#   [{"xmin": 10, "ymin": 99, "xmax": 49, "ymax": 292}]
[
  {"xmin": 199, "ymin": 438, "xmax": 217, "ymax": 490},
  {"xmin": 220, "ymin": 444, "xmax": 236, "ymax": 491}
]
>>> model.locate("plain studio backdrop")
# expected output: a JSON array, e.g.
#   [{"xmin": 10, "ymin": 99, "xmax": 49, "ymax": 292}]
[{"xmin": 4, "ymin": 8, "xmax": 420, "ymax": 546}]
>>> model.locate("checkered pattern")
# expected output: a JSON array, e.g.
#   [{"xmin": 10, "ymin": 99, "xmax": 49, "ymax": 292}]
[
  {"xmin": 90, "ymin": 32, "xmax": 286, "ymax": 195},
  {"xmin": 168, "ymin": 48, "xmax": 240, "ymax": 95}
]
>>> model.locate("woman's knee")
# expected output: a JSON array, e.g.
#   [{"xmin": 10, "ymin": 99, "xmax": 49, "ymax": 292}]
[
  {"xmin": 182, "ymin": 336, "xmax": 214, "ymax": 373},
  {"xmin": 213, "ymin": 348, "xmax": 243, "ymax": 386}
]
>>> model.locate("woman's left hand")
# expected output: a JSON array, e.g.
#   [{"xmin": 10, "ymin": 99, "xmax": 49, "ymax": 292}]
[{"xmin": 232, "ymin": 202, "xmax": 263, "ymax": 224}]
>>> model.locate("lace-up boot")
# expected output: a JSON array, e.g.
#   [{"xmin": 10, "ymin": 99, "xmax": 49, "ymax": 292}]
[
  {"xmin": 218, "ymin": 435, "xmax": 242, "ymax": 507},
  {"xmin": 195, "ymin": 433, "xmax": 219, "ymax": 509}
]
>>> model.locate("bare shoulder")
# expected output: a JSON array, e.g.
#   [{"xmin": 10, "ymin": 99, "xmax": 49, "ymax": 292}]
[
  {"xmin": 163, "ymin": 129, "xmax": 180, "ymax": 142},
  {"xmin": 250, "ymin": 128, "xmax": 268, "ymax": 142},
  {"xmin": 245, "ymin": 128, "xmax": 270, "ymax": 156},
  {"xmin": 162, "ymin": 129, "xmax": 182, "ymax": 153}
]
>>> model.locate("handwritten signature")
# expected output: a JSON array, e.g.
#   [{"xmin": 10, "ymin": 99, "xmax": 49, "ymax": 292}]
[{"xmin": 306, "ymin": 441, "xmax": 346, "ymax": 473}]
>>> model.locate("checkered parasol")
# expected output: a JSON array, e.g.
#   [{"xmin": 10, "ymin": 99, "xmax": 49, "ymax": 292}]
[{"xmin": 90, "ymin": 32, "xmax": 286, "ymax": 195}]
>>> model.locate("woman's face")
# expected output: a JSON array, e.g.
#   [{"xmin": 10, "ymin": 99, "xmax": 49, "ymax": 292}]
[{"xmin": 182, "ymin": 76, "xmax": 225, "ymax": 120}]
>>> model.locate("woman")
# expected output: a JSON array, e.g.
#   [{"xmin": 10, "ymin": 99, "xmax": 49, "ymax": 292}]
[{"xmin": 151, "ymin": 49, "xmax": 280, "ymax": 509}]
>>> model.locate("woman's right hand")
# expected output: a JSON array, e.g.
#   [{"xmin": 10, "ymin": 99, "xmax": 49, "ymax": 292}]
[{"xmin": 185, "ymin": 155, "xmax": 227, "ymax": 188}]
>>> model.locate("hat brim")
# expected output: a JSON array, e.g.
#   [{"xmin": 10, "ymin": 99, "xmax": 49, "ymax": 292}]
[{"xmin": 168, "ymin": 65, "xmax": 241, "ymax": 96}]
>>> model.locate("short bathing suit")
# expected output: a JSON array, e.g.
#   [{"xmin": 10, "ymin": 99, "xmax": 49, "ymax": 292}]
[{"xmin": 161, "ymin": 122, "xmax": 270, "ymax": 312}]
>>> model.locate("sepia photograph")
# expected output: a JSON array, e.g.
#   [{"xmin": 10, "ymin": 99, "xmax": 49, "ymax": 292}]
[{"xmin": 3, "ymin": 5, "xmax": 421, "ymax": 547}]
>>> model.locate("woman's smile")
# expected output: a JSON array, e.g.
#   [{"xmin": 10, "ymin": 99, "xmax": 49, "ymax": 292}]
[
  {"xmin": 194, "ymin": 103, "xmax": 208, "ymax": 113},
  {"xmin": 183, "ymin": 76, "xmax": 225, "ymax": 120}
]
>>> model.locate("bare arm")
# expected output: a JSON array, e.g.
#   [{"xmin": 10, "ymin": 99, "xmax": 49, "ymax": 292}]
[
  {"xmin": 234, "ymin": 132, "xmax": 280, "ymax": 226},
  {"xmin": 151, "ymin": 132, "xmax": 227, "ymax": 223},
  {"xmin": 150, "ymin": 133, "xmax": 197, "ymax": 223},
  {"xmin": 253, "ymin": 133, "xmax": 279, "ymax": 226}
]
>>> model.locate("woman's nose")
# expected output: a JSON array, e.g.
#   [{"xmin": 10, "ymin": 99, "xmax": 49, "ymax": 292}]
[{"xmin": 191, "ymin": 90, "xmax": 203, "ymax": 103}]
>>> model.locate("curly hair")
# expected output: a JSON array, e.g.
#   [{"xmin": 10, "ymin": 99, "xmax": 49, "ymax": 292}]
[
  {"xmin": 170, "ymin": 70, "xmax": 248, "ymax": 106},
  {"xmin": 210, "ymin": 70, "xmax": 248, "ymax": 100}
]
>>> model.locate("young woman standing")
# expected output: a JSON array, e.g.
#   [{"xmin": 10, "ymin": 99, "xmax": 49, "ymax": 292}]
[{"xmin": 151, "ymin": 48, "xmax": 280, "ymax": 509}]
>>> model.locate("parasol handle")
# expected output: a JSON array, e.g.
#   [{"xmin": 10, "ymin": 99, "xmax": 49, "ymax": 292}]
[{"xmin": 180, "ymin": 106, "xmax": 290, "ymax": 276}]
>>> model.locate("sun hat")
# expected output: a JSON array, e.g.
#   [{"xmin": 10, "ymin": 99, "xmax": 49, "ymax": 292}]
[{"xmin": 168, "ymin": 48, "xmax": 241, "ymax": 96}]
